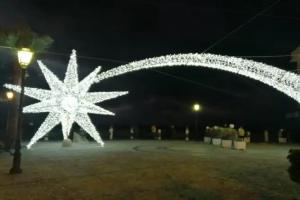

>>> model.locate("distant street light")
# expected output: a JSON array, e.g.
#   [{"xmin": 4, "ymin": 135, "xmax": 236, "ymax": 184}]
[
  {"xmin": 192, "ymin": 103, "xmax": 202, "ymax": 140},
  {"xmin": 9, "ymin": 48, "xmax": 34, "ymax": 174},
  {"xmin": 193, "ymin": 103, "xmax": 201, "ymax": 112}
]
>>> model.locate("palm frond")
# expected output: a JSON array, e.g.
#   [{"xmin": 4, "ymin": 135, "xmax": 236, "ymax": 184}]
[
  {"xmin": 30, "ymin": 36, "xmax": 54, "ymax": 52},
  {"xmin": 4, "ymin": 34, "xmax": 19, "ymax": 48}
]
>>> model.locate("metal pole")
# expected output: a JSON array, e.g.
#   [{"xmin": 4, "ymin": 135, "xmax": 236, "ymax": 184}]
[
  {"xmin": 5, "ymin": 103, "xmax": 11, "ymax": 151},
  {"xmin": 10, "ymin": 68, "xmax": 25, "ymax": 174},
  {"xmin": 195, "ymin": 112, "xmax": 198, "ymax": 140}
]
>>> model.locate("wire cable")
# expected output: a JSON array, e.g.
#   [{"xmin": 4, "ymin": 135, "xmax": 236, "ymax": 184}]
[
  {"xmin": 202, "ymin": 0, "xmax": 281, "ymax": 53},
  {"xmin": 149, "ymin": 69, "xmax": 243, "ymax": 97}
]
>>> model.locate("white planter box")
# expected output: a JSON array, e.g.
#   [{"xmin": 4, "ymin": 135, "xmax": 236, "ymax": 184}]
[
  {"xmin": 212, "ymin": 138, "xmax": 222, "ymax": 146},
  {"xmin": 221, "ymin": 139, "xmax": 232, "ymax": 148},
  {"xmin": 233, "ymin": 141, "xmax": 246, "ymax": 150},
  {"xmin": 204, "ymin": 136, "xmax": 211, "ymax": 144},
  {"xmin": 278, "ymin": 137, "xmax": 287, "ymax": 143}
]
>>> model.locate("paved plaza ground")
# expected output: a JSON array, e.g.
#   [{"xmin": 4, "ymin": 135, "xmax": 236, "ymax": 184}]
[{"xmin": 0, "ymin": 140, "xmax": 300, "ymax": 200}]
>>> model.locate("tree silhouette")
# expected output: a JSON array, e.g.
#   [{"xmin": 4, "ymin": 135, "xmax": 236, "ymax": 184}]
[{"xmin": 0, "ymin": 26, "xmax": 53, "ymax": 52}]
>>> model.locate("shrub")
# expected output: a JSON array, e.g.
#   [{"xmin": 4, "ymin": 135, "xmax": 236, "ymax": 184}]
[
  {"xmin": 221, "ymin": 128, "xmax": 237, "ymax": 140},
  {"xmin": 287, "ymin": 149, "xmax": 300, "ymax": 184},
  {"xmin": 210, "ymin": 127, "xmax": 223, "ymax": 138}
]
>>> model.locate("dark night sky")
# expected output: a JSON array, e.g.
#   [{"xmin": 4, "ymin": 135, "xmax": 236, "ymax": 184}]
[{"xmin": 1, "ymin": 0, "xmax": 300, "ymax": 133}]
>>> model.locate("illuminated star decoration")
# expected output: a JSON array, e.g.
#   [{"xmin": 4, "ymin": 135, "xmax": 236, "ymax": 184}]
[{"xmin": 4, "ymin": 50, "xmax": 128, "ymax": 149}]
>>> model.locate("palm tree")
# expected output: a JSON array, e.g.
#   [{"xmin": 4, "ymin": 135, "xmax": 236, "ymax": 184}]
[
  {"xmin": 0, "ymin": 26, "xmax": 53, "ymax": 52},
  {"xmin": 0, "ymin": 26, "xmax": 54, "ymax": 150}
]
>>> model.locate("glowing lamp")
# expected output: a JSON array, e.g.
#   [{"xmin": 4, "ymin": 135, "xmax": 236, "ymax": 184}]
[
  {"xmin": 17, "ymin": 48, "xmax": 34, "ymax": 68},
  {"xmin": 6, "ymin": 91, "xmax": 14, "ymax": 100},
  {"xmin": 193, "ymin": 103, "xmax": 201, "ymax": 112}
]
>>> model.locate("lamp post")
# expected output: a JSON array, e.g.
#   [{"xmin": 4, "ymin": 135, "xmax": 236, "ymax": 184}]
[
  {"xmin": 9, "ymin": 48, "xmax": 34, "ymax": 174},
  {"xmin": 192, "ymin": 103, "xmax": 202, "ymax": 140},
  {"xmin": 5, "ymin": 91, "xmax": 14, "ymax": 150}
]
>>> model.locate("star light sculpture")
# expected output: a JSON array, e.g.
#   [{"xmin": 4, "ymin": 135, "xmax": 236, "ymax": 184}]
[{"xmin": 4, "ymin": 50, "xmax": 128, "ymax": 149}]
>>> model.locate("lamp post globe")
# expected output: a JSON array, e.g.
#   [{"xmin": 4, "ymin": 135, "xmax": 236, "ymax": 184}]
[
  {"xmin": 17, "ymin": 48, "xmax": 34, "ymax": 69},
  {"xmin": 9, "ymin": 48, "xmax": 34, "ymax": 174},
  {"xmin": 6, "ymin": 91, "xmax": 14, "ymax": 100},
  {"xmin": 193, "ymin": 103, "xmax": 201, "ymax": 112}
]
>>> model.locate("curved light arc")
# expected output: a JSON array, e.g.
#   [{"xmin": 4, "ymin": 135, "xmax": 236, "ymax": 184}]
[{"xmin": 96, "ymin": 53, "xmax": 300, "ymax": 103}]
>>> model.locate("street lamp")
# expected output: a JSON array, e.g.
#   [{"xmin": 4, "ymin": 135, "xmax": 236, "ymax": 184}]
[
  {"xmin": 6, "ymin": 91, "xmax": 14, "ymax": 100},
  {"xmin": 192, "ymin": 103, "xmax": 202, "ymax": 140},
  {"xmin": 9, "ymin": 48, "xmax": 34, "ymax": 174},
  {"xmin": 193, "ymin": 104, "xmax": 201, "ymax": 112},
  {"xmin": 17, "ymin": 48, "xmax": 34, "ymax": 68}
]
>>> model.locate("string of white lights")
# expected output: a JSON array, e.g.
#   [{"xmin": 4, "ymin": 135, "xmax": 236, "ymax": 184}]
[{"xmin": 96, "ymin": 53, "xmax": 300, "ymax": 103}]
